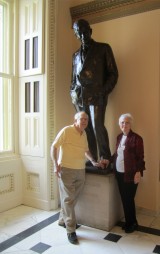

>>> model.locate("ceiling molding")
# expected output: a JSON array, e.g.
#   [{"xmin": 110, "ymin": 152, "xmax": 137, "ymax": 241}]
[{"xmin": 70, "ymin": 0, "xmax": 160, "ymax": 25}]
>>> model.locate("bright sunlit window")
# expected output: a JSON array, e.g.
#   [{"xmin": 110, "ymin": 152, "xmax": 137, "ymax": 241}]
[{"xmin": 0, "ymin": 0, "xmax": 14, "ymax": 153}]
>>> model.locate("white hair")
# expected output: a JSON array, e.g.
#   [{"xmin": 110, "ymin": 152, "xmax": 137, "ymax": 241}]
[
  {"xmin": 119, "ymin": 113, "xmax": 133, "ymax": 125},
  {"xmin": 74, "ymin": 111, "xmax": 88, "ymax": 121}
]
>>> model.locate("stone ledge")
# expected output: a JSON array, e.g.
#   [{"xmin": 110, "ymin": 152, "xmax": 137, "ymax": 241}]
[
  {"xmin": 75, "ymin": 172, "xmax": 123, "ymax": 231},
  {"xmin": 85, "ymin": 164, "xmax": 113, "ymax": 175}
]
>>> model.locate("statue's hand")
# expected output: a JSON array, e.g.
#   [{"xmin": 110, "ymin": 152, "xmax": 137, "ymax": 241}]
[{"xmin": 70, "ymin": 90, "xmax": 78, "ymax": 104}]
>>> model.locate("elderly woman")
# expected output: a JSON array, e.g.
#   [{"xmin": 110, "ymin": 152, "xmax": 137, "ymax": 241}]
[{"xmin": 113, "ymin": 113, "xmax": 145, "ymax": 233}]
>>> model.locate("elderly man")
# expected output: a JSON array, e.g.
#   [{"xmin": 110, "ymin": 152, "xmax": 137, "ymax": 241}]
[
  {"xmin": 50, "ymin": 111, "xmax": 100, "ymax": 244},
  {"xmin": 70, "ymin": 19, "xmax": 118, "ymax": 164}
]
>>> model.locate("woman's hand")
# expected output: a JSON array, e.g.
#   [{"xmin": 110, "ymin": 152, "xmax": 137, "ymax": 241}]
[
  {"xmin": 99, "ymin": 158, "xmax": 110, "ymax": 169},
  {"xmin": 134, "ymin": 171, "xmax": 141, "ymax": 184}
]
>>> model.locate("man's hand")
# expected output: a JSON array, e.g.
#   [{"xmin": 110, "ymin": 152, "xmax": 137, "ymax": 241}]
[
  {"xmin": 91, "ymin": 161, "xmax": 101, "ymax": 168},
  {"xmin": 54, "ymin": 164, "xmax": 61, "ymax": 178}
]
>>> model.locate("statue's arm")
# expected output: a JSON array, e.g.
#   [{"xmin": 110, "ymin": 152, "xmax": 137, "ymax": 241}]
[
  {"xmin": 70, "ymin": 55, "xmax": 81, "ymax": 105},
  {"xmin": 70, "ymin": 58, "xmax": 76, "ymax": 90},
  {"xmin": 104, "ymin": 44, "xmax": 119, "ymax": 94}
]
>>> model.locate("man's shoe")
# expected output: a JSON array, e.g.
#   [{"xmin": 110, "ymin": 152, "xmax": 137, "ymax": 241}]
[
  {"xmin": 58, "ymin": 222, "xmax": 79, "ymax": 229},
  {"xmin": 58, "ymin": 222, "xmax": 66, "ymax": 228},
  {"xmin": 67, "ymin": 232, "xmax": 78, "ymax": 244}
]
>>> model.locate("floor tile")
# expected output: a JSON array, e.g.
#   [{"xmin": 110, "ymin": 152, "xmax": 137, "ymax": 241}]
[
  {"xmin": 153, "ymin": 245, "xmax": 160, "ymax": 254},
  {"xmin": 30, "ymin": 242, "xmax": 51, "ymax": 253},
  {"xmin": 104, "ymin": 233, "xmax": 122, "ymax": 242},
  {"xmin": 118, "ymin": 233, "xmax": 156, "ymax": 254}
]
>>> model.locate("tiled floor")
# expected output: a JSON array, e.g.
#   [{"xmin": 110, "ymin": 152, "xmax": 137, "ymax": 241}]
[{"xmin": 0, "ymin": 205, "xmax": 160, "ymax": 253}]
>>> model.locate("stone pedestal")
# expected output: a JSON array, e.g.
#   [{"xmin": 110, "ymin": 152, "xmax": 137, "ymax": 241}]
[{"xmin": 75, "ymin": 172, "xmax": 123, "ymax": 231}]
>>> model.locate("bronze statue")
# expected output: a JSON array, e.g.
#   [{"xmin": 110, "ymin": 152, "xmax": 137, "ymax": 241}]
[{"xmin": 70, "ymin": 19, "xmax": 118, "ymax": 164}]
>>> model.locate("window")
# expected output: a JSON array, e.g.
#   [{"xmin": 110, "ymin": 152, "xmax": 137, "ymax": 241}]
[
  {"xmin": 25, "ymin": 39, "xmax": 30, "ymax": 70},
  {"xmin": 19, "ymin": 0, "xmax": 43, "ymax": 76},
  {"xmin": 25, "ymin": 81, "xmax": 39, "ymax": 113},
  {"xmin": 0, "ymin": 0, "xmax": 15, "ymax": 153},
  {"xmin": 19, "ymin": 0, "xmax": 44, "ymax": 157}
]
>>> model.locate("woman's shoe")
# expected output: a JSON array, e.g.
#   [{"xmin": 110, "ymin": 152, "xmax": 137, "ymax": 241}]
[
  {"xmin": 125, "ymin": 225, "xmax": 135, "ymax": 233},
  {"xmin": 134, "ymin": 222, "xmax": 138, "ymax": 230},
  {"xmin": 125, "ymin": 223, "xmax": 138, "ymax": 233},
  {"xmin": 122, "ymin": 224, "xmax": 126, "ymax": 230}
]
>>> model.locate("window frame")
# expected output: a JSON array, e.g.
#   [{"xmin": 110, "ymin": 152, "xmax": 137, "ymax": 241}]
[{"xmin": 0, "ymin": 0, "xmax": 18, "ymax": 157}]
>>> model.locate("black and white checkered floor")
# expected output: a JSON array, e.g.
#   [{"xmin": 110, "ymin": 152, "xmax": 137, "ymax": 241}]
[{"xmin": 0, "ymin": 205, "xmax": 159, "ymax": 254}]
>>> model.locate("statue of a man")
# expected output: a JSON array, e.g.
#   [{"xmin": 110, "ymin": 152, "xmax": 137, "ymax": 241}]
[{"xmin": 70, "ymin": 19, "xmax": 118, "ymax": 164}]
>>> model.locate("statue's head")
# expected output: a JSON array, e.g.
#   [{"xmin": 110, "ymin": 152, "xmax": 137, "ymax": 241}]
[{"xmin": 73, "ymin": 19, "xmax": 92, "ymax": 46}]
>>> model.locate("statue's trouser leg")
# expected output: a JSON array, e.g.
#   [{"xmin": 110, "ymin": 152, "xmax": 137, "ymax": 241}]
[
  {"xmin": 83, "ymin": 105, "xmax": 98, "ymax": 161},
  {"xmin": 92, "ymin": 104, "xmax": 111, "ymax": 160}
]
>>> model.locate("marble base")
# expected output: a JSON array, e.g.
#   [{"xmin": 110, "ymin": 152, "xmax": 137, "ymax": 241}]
[{"xmin": 75, "ymin": 172, "xmax": 123, "ymax": 231}]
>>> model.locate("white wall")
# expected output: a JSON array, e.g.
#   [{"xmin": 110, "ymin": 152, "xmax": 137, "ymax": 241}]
[
  {"xmin": 54, "ymin": 0, "xmax": 91, "ymax": 134},
  {"xmin": 0, "ymin": 158, "xmax": 22, "ymax": 212},
  {"xmin": 91, "ymin": 10, "xmax": 160, "ymax": 212},
  {"xmin": 54, "ymin": 0, "xmax": 75, "ymax": 134}
]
